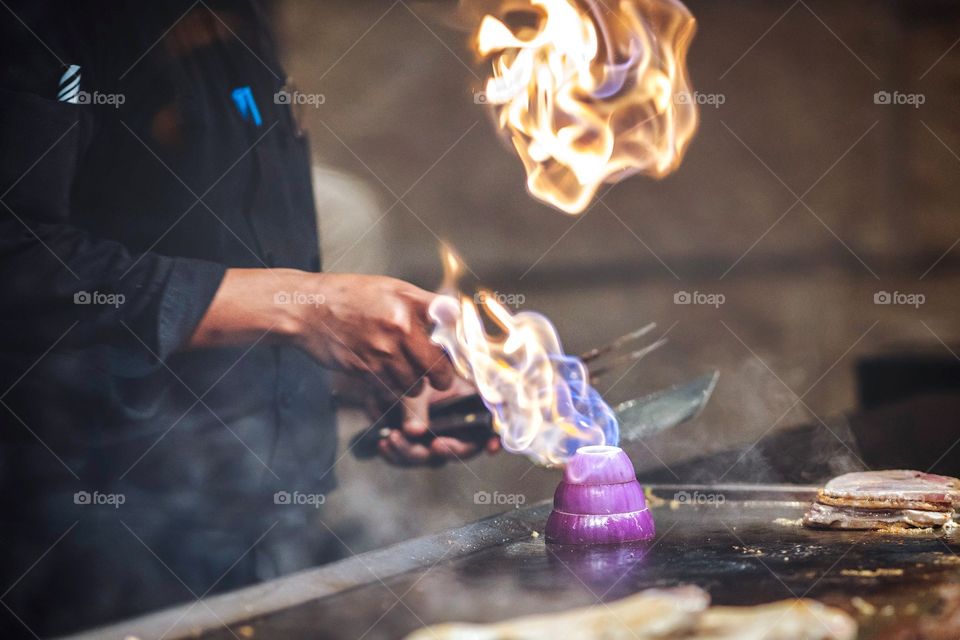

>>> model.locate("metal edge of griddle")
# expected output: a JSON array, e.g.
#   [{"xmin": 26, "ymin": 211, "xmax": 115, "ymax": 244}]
[
  {"xmin": 644, "ymin": 483, "xmax": 820, "ymax": 504},
  {"xmin": 59, "ymin": 503, "xmax": 553, "ymax": 640}
]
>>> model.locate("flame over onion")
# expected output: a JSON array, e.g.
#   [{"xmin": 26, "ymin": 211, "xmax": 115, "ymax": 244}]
[
  {"xmin": 429, "ymin": 247, "xmax": 617, "ymax": 466},
  {"xmin": 474, "ymin": 0, "xmax": 698, "ymax": 213}
]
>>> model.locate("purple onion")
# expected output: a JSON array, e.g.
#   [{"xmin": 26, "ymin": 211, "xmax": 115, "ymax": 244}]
[
  {"xmin": 553, "ymin": 481, "xmax": 648, "ymax": 515},
  {"xmin": 546, "ymin": 446, "xmax": 655, "ymax": 545},
  {"xmin": 545, "ymin": 510, "xmax": 655, "ymax": 545}
]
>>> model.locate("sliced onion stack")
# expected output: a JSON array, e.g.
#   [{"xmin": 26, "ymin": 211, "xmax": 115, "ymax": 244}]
[{"xmin": 545, "ymin": 445, "xmax": 655, "ymax": 545}]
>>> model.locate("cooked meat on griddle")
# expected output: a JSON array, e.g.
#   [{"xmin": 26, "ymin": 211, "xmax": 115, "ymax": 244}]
[
  {"xmin": 803, "ymin": 501, "xmax": 953, "ymax": 530},
  {"xmin": 405, "ymin": 586, "xmax": 708, "ymax": 639},
  {"xmin": 404, "ymin": 585, "xmax": 856, "ymax": 640},
  {"xmin": 819, "ymin": 470, "xmax": 960, "ymax": 511},
  {"xmin": 697, "ymin": 598, "xmax": 857, "ymax": 640},
  {"xmin": 803, "ymin": 470, "xmax": 960, "ymax": 531}
]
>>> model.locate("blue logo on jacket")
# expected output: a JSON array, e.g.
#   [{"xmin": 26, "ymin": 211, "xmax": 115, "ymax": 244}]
[{"xmin": 231, "ymin": 86, "xmax": 262, "ymax": 127}]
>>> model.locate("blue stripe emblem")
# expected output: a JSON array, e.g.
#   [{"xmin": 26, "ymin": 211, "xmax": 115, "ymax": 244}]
[{"xmin": 231, "ymin": 86, "xmax": 262, "ymax": 127}]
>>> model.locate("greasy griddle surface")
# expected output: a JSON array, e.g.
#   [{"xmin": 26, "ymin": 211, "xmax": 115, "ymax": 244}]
[{"xmin": 201, "ymin": 486, "xmax": 960, "ymax": 640}]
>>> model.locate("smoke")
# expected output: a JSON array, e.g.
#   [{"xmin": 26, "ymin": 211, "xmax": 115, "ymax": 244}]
[
  {"xmin": 631, "ymin": 356, "xmax": 861, "ymax": 485},
  {"xmin": 410, "ymin": 0, "xmax": 500, "ymax": 34}
]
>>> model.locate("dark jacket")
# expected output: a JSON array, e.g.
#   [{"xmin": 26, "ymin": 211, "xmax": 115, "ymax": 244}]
[{"xmin": 0, "ymin": 2, "xmax": 337, "ymax": 635}]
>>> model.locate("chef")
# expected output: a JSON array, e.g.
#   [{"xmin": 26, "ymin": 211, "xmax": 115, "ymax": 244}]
[{"xmin": 0, "ymin": 1, "xmax": 494, "ymax": 636}]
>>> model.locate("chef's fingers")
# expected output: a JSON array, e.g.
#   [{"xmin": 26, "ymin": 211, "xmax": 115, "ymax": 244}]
[
  {"xmin": 405, "ymin": 372, "xmax": 426, "ymax": 398},
  {"xmin": 379, "ymin": 436, "xmax": 421, "ymax": 467},
  {"xmin": 424, "ymin": 351, "xmax": 454, "ymax": 391},
  {"xmin": 377, "ymin": 439, "xmax": 402, "ymax": 465},
  {"xmin": 401, "ymin": 394, "xmax": 430, "ymax": 437},
  {"xmin": 379, "ymin": 438, "xmax": 438, "ymax": 468},
  {"xmin": 485, "ymin": 437, "xmax": 501, "ymax": 454},
  {"xmin": 430, "ymin": 436, "xmax": 481, "ymax": 460},
  {"xmin": 387, "ymin": 430, "xmax": 433, "ymax": 465},
  {"xmin": 385, "ymin": 356, "xmax": 423, "ymax": 397},
  {"xmin": 404, "ymin": 340, "xmax": 454, "ymax": 392}
]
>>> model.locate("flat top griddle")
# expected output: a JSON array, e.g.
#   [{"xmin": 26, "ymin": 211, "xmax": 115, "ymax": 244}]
[{"xmin": 74, "ymin": 485, "xmax": 960, "ymax": 640}]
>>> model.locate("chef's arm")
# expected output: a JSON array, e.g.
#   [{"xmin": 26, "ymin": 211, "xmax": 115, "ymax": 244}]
[
  {"xmin": 189, "ymin": 269, "xmax": 455, "ymax": 395},
  {"xmin": 0, "ymin": 211, "xmax": 226, "ymax": 362},
  {"xmin": 0, "ymin": 82, "xmax": 228, "ymax": 369}
]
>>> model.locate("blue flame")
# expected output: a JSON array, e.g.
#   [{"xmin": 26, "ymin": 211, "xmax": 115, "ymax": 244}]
[{"xmin": 550, "ymin": 354, "xmax": 620, "ymax": 456}]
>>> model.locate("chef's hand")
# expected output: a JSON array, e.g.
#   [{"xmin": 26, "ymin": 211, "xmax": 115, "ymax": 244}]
[
  {"xmin": 188, "ymin": 269, "xmax": 455, "ymax": 395},
  {"xmin": 297, "ymin": 272, "xmax": 456, "ymax": 395},
  {"xmin": 375, "ymin": 377, "xmax": 502, "ymax": 467}
]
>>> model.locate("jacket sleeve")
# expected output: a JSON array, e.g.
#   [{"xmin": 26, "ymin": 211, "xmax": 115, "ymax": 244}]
[{"xmin": 0, "ymin": 87, "xmax": 227, "ymax": 367}]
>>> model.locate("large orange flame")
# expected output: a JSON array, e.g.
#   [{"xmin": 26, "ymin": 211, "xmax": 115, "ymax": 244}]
[
  {"xmin": 429, "ymin": 247, "xmax": 618, "ymax": 466},
  {"xmin": 474, "ymin": 0, "xmax": 698, "ymax": 213}
]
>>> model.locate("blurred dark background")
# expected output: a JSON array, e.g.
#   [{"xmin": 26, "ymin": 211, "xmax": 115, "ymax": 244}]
[{"xmin": 269, "ymin": 0, "xmax": 960, "ymax": 554}]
